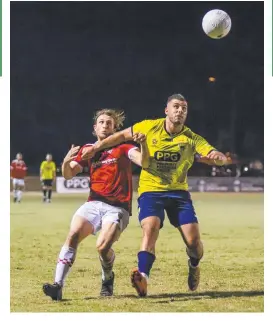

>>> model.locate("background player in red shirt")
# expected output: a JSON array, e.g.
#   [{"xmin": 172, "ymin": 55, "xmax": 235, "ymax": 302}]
[
  {"xmin": 10, "ymin": 153, "xmax": 27, "ymax": 203},
  {"xmin": 43, "ymin": 109, "xmax": 148, "ymax": 301}
]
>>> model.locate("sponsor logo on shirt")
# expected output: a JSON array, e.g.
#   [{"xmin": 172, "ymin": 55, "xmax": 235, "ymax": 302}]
[
  {"xmin": 92, "ymin": 158, "xmax": 118, "ymax": 168},
  {"xmin": 154, "ymin": 151, "xmax": 181, "ymax": 162}
]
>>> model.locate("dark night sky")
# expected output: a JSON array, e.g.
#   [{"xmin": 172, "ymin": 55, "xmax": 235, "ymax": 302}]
[{"xmin": 10, "ymin": 1, "xmax": 264, "ymax": 168}]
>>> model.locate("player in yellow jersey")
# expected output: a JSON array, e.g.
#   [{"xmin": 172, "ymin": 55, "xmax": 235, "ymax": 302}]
[
  {"xmin": 40, "ymin": 153, "xmax": 56, "ymax": 203},
  {"xmin": 82, "ymin": 94, "xmax": 229, "ymax": 297}
]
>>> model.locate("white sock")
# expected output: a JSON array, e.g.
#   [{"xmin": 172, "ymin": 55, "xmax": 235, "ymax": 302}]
[
  {"xmin": 141, "ymin": 272, "xmax": 149, "ymax": 281},
  {"xmin": 99, "ymin": 251, "xmax": 115, "ymax": 281},
  {"xmin": 17, "ymin": 190, "xmax": 22, "ymax": 201},
  {"xmin": 54, "ymin": 246, "xmax": 76, "ymax": 287}
]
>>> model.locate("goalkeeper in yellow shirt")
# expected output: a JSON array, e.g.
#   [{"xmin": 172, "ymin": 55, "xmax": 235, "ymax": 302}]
[
  {"xmin": 40, "ymin": 153, "xmax": 56, "ymax": 203},
  {"xmin": 82, "ymin": 94, "xmax": 229, "ymax": 297}
]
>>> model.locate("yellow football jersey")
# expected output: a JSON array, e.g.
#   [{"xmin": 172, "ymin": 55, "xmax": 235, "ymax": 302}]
[
  {"xmin": 40, "ymin": 161, "xmax": 56, "ymax": 180},
  {"xmin": 132, "ymin": 118, "xmax": 215, "ymax": 195}
]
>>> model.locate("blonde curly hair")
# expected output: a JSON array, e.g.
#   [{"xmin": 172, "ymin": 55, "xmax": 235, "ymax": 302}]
[{"xmin": 93, "ymin": 109, "xmax": 125, "ymax": 136}]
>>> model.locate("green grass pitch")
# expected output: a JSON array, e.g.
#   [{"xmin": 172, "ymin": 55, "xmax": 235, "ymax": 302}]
[{"xmin": 10, "ymin": 192, "xmax": 264, "ymax": 312}]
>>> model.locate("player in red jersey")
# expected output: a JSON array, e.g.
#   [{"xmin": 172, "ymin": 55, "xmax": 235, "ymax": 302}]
[
  {"xmin": 43, "ymin": 109, "xmax": 148, "ymax": 300},
  {"xmin": 10, "ymin": 153, "xmax": 27, "ymax": 203}
]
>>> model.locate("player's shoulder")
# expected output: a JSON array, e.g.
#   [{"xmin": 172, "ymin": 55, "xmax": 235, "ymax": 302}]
[
  {"xmin": 79, "ymin": 143, "xmax": 94, "ymax": 156},
  {"xmin": 182, "ymin": 125, "xmax": 200, "ymax": 138},
  {"xmin": 117, "ymin": 143, "xmax": 137, "ymax": 150},
  {"xmin": 112, "ymin": 144, "xmax": 138, "ymax": 157},
  {"xmin": 82, "ymin": 143, "xmax": 94, "ymax": 148}
]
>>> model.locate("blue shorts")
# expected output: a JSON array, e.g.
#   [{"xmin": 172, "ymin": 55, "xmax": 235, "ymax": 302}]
[{"xmin": 138, "ymin": 191, "xmax": 198, "ymax": 228}]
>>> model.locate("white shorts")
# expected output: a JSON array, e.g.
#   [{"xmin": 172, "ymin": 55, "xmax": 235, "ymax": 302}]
[
  {"xmin": 13, "ymin": 178, "xmax": 25, "ymax": 187},
  {"xmin": 71, "ymin": 201, "xmax": 130, "ymax": 235}
]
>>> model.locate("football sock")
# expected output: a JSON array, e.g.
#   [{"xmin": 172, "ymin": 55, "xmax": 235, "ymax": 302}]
[
  {"xmin": 48, "ymin": 190, "xmax": 52, "ymax": 200},
  {"xmin": 99, "ymin": 250, "xmax": 115, "ymax": 281},
  {"xmin": 54, "ymin": 246, "xmax": 76, "ymax": 286},
  {"xmin": 13, "ymin": 189, "xmax": 17, "ymax": 199},
  {"xmin": 187, "ymin": 244, "xmax": 203, "ymax": 267},
  {"xmin": 138, "ymin": 251, "xmax": 155, "ymax": 277},
  {"xmin": 43, "ymin": 190, "xmax": 47, "ymax": 198},
  {"xmin": 189, "ymin": 257, "xmax": 200, "ymax": 267},
  {"xmin": 17, "ymin": 190, "xmax": 22, "ymax": 201}
]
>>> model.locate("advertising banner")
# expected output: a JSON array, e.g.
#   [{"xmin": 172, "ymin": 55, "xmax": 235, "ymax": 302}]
[
  {"xmin": 56, "ymin": 177, "xmax": 90, "ymax": 193},
  {"xmin": 57, "ymin": 176, "xmax": 264, "ymax": 193}
]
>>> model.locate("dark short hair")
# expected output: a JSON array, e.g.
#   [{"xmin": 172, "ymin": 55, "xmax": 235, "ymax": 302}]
[{"xmin": 167, "ymin": 93, "xmax": 186, "ymax": 104}]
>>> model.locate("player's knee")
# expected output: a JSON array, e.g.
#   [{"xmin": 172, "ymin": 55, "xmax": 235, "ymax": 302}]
[
  {"xmin": 142, "ymin": 222, "xmax": 160, "ymax": 236},
  {"xmin": 186, "ymin": 237, "xmax": 201, "ymax": 249}
]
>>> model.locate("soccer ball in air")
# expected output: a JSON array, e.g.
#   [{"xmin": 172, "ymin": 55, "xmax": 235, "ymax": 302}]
[{"xmin": 202, "ymin": 9, "xmax": 231, "ymax": 39}]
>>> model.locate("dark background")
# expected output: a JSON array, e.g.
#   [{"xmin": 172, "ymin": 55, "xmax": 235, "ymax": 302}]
[{"xmin": 10, "ymin": 1, "xmax": 264, "ymax": 171}]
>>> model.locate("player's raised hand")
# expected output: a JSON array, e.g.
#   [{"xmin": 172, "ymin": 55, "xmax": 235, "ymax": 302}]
[
  {"xmin": 63, "ymin": 144, "xmax": 81, "ymax": 163},
  {"xmin": 198, "ymin": 150, "xmax": 237, "ymax": 166},
  {"xmin": 207, "ymin": 150, "xmax": 227, "ymax": 161},
  {"xmin": 133, "ymin": 132, "xmax": 146, "ymax": 144},
  {"xmin": 81, "ymin": 145, "xmax": 96, "ymax": 160}
]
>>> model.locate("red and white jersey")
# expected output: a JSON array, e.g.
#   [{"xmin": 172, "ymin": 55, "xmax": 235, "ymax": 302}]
[
  {"xmin": 10, "ymin": 159, "xmax": 27, "ymax": 179},
  {"xmin": 75, "ymin": 143, "xmax": 138, "ymax": 215}
]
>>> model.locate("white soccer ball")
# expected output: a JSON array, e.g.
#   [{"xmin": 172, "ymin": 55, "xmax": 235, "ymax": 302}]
[{"xmin": 202, "ymin": 9, "xmax": 231, "ymax": 39}]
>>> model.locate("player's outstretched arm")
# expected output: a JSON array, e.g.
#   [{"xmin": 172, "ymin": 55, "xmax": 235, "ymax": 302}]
[
  {"xmin": 129, "ymin": 133, "xmax": 150, "ymax": 168},
  {"xmin": 193, "ymin": 133, "xmax": 229, "ymax": 166},
  {"xmin": 196, "ymin": 152, "xmax": 233, "ymax": 166},
  {"xmin": 61, "ymin": 145, "xmax": 82, "ymax": 180},
  {"xmin": 82, "ymin": 127, "xmax": 133, "ymax": 160}
]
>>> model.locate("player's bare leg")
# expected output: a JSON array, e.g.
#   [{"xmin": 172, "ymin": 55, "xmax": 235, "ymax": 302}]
[
  {"xmin": 42, "ymin": 185, "xmax": 47, "ymax": 202},
  {"xmin": 43, "ymin": 216, "xmax": 94, "ymax": 300},
  {"xmin": 13, "ymin": 183, "xmax": 18, "ymax": 203},
  {"xmin": 16, "ymin": 186, "xmax": 24, "ymax": 203},
  {"xmin": 96, "ymin": 222, "xmax": 121, "ymax": 296},
  {"xmin": 178, "ymin": 223, "xmax": 203, "ymax": 291},
  {"xmin": 131, "ymin": 216, "xmax": 160, "ymax": 297}
]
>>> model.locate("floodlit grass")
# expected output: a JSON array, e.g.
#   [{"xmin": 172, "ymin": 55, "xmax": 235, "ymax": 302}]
[{"xmin": 10, "ymin": 193, "xmax": 264, "ymax": 312}]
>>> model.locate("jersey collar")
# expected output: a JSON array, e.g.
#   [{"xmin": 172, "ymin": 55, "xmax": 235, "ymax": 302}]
[{"xmin": 163, "ymin": 120, "xmax": 187, "ymax": 138}]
